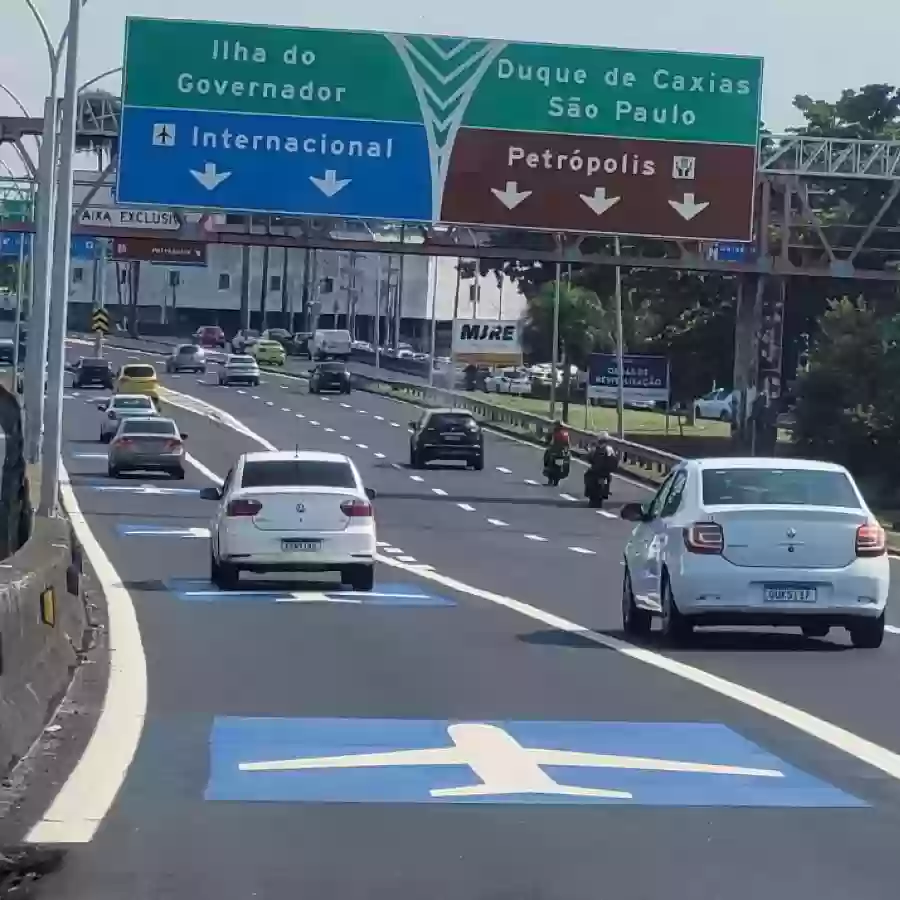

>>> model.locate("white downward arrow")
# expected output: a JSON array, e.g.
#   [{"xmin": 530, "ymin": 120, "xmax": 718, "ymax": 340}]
[
  {"xmin": 190, "ymin": 162, "xmax": 231, "ymax": 191},
  {"xmin": 669, "ymin": 192, "xmax": 710, "ymax": 221},
  {"xmin": 579, "ymin": 187, "xmax": 621, "ymax": 216},
  {"xmin": 310, "ymin": 170, "xmax": 352, "ymax": 197},
  {"xmin": 491, "ymin": 181, "xmax": 532, "ymax": 210}
]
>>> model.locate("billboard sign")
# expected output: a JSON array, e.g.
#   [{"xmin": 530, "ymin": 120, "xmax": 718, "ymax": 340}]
[
  {"xmin": 588, "ymin": 353, "xmax": 669, "ymax": 404},
  {"xmin": 451, "ymin": 319, "xmax": 524, "ymax": 365}
]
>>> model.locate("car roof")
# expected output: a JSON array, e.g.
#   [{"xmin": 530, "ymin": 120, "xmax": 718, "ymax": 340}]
[
  {"xmin": 426, "ymin": 407, "xmax": 476, "ymax": 416},
  {"xmin": 693, "ymin": 457, "xmax": 849, "ymax": 474},
  {"xmin": 111, "ymin": 393, "xmax": 153, "ymax": 402},
  {"xmin": 121, "ymin": 362, "xmax": 155, "ymax": 371},
  {"xmin": 242, "ymin": 450, "xmax": 352, "ymax": 465},
  {"xmin": 121, "ymin": 415, "xmax": 176, "ymax": 427}
]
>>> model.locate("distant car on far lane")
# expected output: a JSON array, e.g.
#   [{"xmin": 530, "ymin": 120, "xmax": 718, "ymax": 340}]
[
  {"xmin": 217, "ymin": 354, "xmax": 261, "ymax": 386},
  {"xmin": 620, "ymin": 457, "xmax": 889, "ymax": 648},
  {"xmin": 230, "ymin": 329, "xmax": 259, "ymax": 353},
  {"xmin": 166, "ymin": 343, "xmax": 207, "ymax": 374},
  {"xmin": 200, "ymin": 450, "xmax": 377, "ymax": 591},
  {"xmin": 409, "ymin": 408, "xmax": 484, "ymax": 470},
  {"xmin": 108, "ymin": 416, "xmax": 187, "ymax": 479},
  {"xmin": 194, "ymin": 325, "xmax": 225, "ymax": 348},
  {"xmin": 69, "ymin": 356, "xmax": 114, "ymax": 389},
  {"xmin": 309, "ymin": 362, "xmax": 351, "ymax": 394}
]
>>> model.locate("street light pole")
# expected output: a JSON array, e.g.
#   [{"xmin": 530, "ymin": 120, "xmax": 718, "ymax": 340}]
[{"xmin": 39, "ymin": 0, "xmax": 83, "ymax": 515}]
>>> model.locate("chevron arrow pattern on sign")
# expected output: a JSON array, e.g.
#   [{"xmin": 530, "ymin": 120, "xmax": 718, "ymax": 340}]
[{"xmin": 387, "ymin": 34, "xmax": 507, "ymax": 218}]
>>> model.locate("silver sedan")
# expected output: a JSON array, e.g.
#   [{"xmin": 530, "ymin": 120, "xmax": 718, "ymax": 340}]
[{"xmin": 107, "ymin": 416, "xmax": 188, "ymax": 479}]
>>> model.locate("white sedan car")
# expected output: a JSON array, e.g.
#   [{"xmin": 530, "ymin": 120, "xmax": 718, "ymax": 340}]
[
  {"xmin": 98, "ymin": 393, "xmax": 159, "ymax": 442},
  {"xmin": 201, "ymin": 451, "xmax": 377, "ymax": 591},
  {"xmin": 620, "ymin": 457, "xmax": 889, "ymax": 648},
  {"xmin": 484, "ymin": 368, "xmax": 532, "ymax": 395},
  {"xmin": 693, "ymin": 389, "xmax": 734, "ymax": 421}
]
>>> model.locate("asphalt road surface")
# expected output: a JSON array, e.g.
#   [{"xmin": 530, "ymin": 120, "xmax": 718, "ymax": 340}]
[{"xmin": 26, "ymin": 335, "xmax": 900, "ymax": 899}]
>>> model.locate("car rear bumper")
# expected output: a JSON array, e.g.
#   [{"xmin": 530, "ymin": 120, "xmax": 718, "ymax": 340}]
[
  {"xmin": 110, "ymin": 451, "xmax": 184, "ymax": 470},
  {"xmin": 420, "ymin": 442, "xmax": 481, "ymax": 459},
  {"xmin": 671, "ymin": 558, "xmax": 889, "ymax": 621},
  {"xmin": 220, "ymin": 529, "xmax": 375, "ymax": 569}
]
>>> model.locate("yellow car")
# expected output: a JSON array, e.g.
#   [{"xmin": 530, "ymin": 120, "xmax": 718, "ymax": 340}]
[
  {"xmin": 116, "ymin": 363, "xmax": 161, "ymax": 405},
  {"xmin": 250, "ymin": 339, "xmax": 286, "ymax": 366}
]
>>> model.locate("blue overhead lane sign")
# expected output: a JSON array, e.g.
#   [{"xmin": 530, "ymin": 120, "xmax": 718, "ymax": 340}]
[
  {"xmin": 205, "ymin": 718, "xmax": 865, "ymax": 807},
  {"xmin": 117, "ymin": 107, "xmax": 433, "ymax": 220}
]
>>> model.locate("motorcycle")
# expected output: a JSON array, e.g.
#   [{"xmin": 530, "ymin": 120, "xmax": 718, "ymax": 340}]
[
  {"xmin": 584, "ymin": 468, "xmax": 612, "ymax": 507},
  {"xmin": 543, "ymin": 449, "xmax": 570, "ymax": 486}
]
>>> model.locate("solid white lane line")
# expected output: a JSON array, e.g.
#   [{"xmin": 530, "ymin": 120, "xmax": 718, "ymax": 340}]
[
  {"xmin": 524, "ymin": 534, "xmax": 548, "ymax": 542},
  {"xmin": 487, "ymin": 518, "xmax": 508, "ymax": 527},
  {"xmin": 410, "ymin": 475, "xmax": 425, "ymax": 482},
  {"xmin": 457, "ymin": 503, "xmax": 476, "ymax": 512},
  {"xmin": 432, "ymin": 488, "xmax": 448, "ymax": 496},
  {"xmin": 184, "ymin": 452, "xmax": 221, "ymax": 485},
  {"xmin": 27, "ymin": 464, "xmax": 147, "ymax": 844},
  {"xmin": 597, "ymin": 509, "xmax": 617, "ymax": 519},
  {"xmin": 169, "ymin": 389, "xmax": 900, "ymax": 787},
  {"xmin": 383, "ymin": 547, "xmax": 403, "ymax": 554},
  {"xmin": 569, "ymin": 546, "xmax": 596, "ymax": 555},
  {"xmin": 396, "ymin": 556, "xmax": 418, "ymax": 563}
]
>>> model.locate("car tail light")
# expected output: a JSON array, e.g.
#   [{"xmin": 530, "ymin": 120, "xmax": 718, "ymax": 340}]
[
  {"xmin": 856, "ymin": 522, "xmax": 886, "ymax": 557},
  {"xmin": 162, "ymin": 439, "xmax": 181, "ymax": 451},
  {"xmin": 226, "ymin": 498, "xmax": 262, "ymax": 517},
  {"xmin": 683, "ymin": 522, "xmax": 724, "ymax": 555},
  {"xmin": 340, "ymin": 499, "xmax": 372, "ymax": 517},
  {"xmin": 116, "ymin": 438, "xmax": 134, "ymax": 448}
]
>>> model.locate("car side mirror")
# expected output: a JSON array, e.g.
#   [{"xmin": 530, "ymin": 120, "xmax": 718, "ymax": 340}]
[
  {"xmin": 365, "ymin": 487, "xmax": 377, "ymax": 500},
  {"xmin": 180, "ymin": 432, "xmax": 188, "ymax": 440},
  {"xmin": 199, "ymin": 486, "xmax": 221, "ymax": 501},
  {"xmin": 408, "ymin": 421, "xmax": 417, "ymax": 429},
  {"xmin": 96, "ymin": 401, "xmax": 107, "ymax": 410},
  {"xmin": 620, "ymin": 502, "xmax": 648, "ymax": 523}
]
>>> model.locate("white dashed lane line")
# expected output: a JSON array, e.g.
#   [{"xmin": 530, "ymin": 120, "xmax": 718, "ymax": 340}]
[
  {"xmin": 324, "ymin": 427, "xmax": 335, "ymax": 433},
  {"xmin": 236, "ymin": 390, "xmax": 246, "ymax": 394},
  {"xmin": 356, "ymin": 443, "xmax": 368, "ymax": 449},
  {"xmin": 496, "ymin": 466, "xmax": 511, "ymax": 474},
  {"xmin": 396, "ymin": 555, "xmax": 418, "ymax": 563},
  {"xmin": 409, "ymin": 475, "xmax": 425, "ymax": 483},
  {"xmin": 281, "ymin": 407, "xmax": 290, "ymax": 412},
  {"xmin": 390, "ymin": 422, "xmax": 400, "ymax": 428},
  {"xmin": 560, "ymin": 493, "xmax": 578, "ymax": 502},
  {"xmin": 374, "ymin": 415, "xmax": 384, "ymax": 421},
  {"xmin": 309, "ymin": 420, "xmax": 320, "ymax": 426},
  {"xmin": 296, "ymin": 413, "xmax": 304, "ymax": 419},
  {"xmin": 340, "ymin": 403, "xmax": 351, "ymax": 408},
  {"xmin": 391, "ymin": 462, "xmax": 402, "ymax": 470},
  {"xmin": 569, "ymin": 546, "xmax": 596, "ymax": 555},
  {"xmin": 265, "ymin": 401, "xmax": 274, "ymax": 407},
  {"xmin": 457, "ymin": 503, "xmax": 476, "ymax": 512},
  {"xmin": 374, "ymin": 452, "xmax": 386, "ymax": 459},
  {"xmin": 383, "ymin": 547, "xmax": 403, "ymax": 555},
  {"xmin": 487, "ymin": 518, "xmax": 508, "ymax": 527},
  {"xmin": 597, "ymin": 509, "xmax": 617, "ymax": 519},
  {"xmin": 524, "ymin": 534, "xmax": 548, "ymax": 542},
  {"xmin": 524, "ymin": 479, "xmax": 539, "ymax": 486},
  {"xmin": 251, "ymin": 395, "xmax": 260, "ymax": 400},
  {"xmin": 340, "ymin": 435, "xmax": 351, "ymax": 441},
  {"xmin": 431, "ymin": 488, "xmax": 448, "ymax": 496}
]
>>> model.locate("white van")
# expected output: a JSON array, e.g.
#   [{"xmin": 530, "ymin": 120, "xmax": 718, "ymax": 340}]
[{"xmin": 311, "ymin": 329, "xmax": 352, "ymax": 360}]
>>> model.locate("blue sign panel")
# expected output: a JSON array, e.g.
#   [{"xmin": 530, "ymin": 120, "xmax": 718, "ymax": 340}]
[
  {"xmin": 588, "ymin": 353, "xmax": 669, "ymax": 405},
  {"xmin": 205, "ymin": 718, "xmax": 865, "ymax": 807},
  {"xmin": 0, "ymin": 234, "xmax": 96, "ymax": 259},
  {"xmin": 167, "ymin": 578, "xmax": 454, "ymax": 607},
  {"xmin": 116, "ymin": 107, "xmax": 432, "ymax": 220}
]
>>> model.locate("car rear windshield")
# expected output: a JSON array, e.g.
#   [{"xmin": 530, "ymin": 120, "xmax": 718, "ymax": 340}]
[
  {"xmin": 701, "ymin": 467, "xmax": 861, "ymax": 509},
  {"xmin": 240, "ymin": 460, "xmax": 356, "ymax": 489},
  {"xmin": 229, "ymin": 358, "xmax": 257, "ymax": 367},
  {"xmin": 177, "ymin": 345, "xmax": 200, "ymax": 353},
  {"xmin": 320, "ymin": 363, "xmax": 346, "ymax": 373},
  {"xmin": 428, "ymin": 413, "xmax": 477, "ymax": 430},
  {"xmin": 122, "ymin": 365, "xmax": 155, "ymax": 378},
  {"xmin": 120, "ymin": 419, "xmax": 177, "ymax": 435},
  {"xmin": 113, "ymin": 397, "xmax": 153, "ymax": 409},
  {"xmin": 82, "ymin": 358, "xmax": 110, "ymax": 369}
]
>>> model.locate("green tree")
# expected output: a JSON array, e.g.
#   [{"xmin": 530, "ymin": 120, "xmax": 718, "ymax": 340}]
[
  {"xmin": 524, "ymin": 281, "xmax": 605, "ymax": 422},
  {"xmin": 792, "ymin": 297, "xmax": 900, "ymax": 496}
]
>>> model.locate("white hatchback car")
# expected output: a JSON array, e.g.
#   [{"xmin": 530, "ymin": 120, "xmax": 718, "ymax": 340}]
[
  {"xmin": 98, "ymin": 393, "xmax": 159, "ymax": 442},
  {"xmin": 201, "ymin": 451, "xmax": 377, "ymax": 591},
  {"xmin": 620, "ymin": 457, "xmax": 889, "ymax": 648}
]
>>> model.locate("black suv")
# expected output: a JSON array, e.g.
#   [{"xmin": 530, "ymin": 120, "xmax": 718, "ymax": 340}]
[
  {"xmin": 309, "ymin": 362, "xmax": 351, "ymax": 394},
  {"xmin": 69, "ymin": 357, "xmax": 114, "ymax": 389},
  {"xmin": 409, "ymin": 408, "xmax": 484, "ymax": 470}
]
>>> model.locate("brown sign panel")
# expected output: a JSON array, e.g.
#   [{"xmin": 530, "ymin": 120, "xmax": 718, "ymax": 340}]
[
  {"xmin": 440, "ymin": 128, "xmax": 756, "ymax": 242},
  {"xmin": 110, "ymin": 236, "xmax": 208, "ymax": 266}
]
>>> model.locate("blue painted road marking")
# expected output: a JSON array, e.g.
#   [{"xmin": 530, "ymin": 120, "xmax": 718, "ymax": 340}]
[
  {"xmin": 205, "ymin": 718, "xmax": 865, "ymax": 807},
  {"xmin": 168, "ymin": 579, "xmax": 454, "ymax": 607},
  {"xmin": 117, "ymin": 523, "xmax": 210, "ymax": 538},
  {"xmin": 84, "ymin": 482, "xmax": 200, "ymax": 496},
  {"xmin": 117, "ymin": 107, "xmax": 432, "ymax": 221}
]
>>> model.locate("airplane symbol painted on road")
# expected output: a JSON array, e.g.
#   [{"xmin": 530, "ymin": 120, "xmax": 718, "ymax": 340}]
[{"xmin": 238, "ymin": 722, "xmax": 783, "ymax": 800}]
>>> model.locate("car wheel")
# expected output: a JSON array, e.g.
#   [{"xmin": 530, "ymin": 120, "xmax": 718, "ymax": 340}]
[
  {"xmin": 212, "ymin": 558, "xmax": 240, "ymax": 590},
  {"xmin": 471, "ymin": 454, "xmax": 484, "ymax": 471},
  {"xmin": 253, "ymin": 379, "xmax": 260, "ymax": 387},
  {"xmin": 411, "ymin": 449, "xmax": 425, "ymax": 469},
  {"xmin": 345, "ymin": 564, "xmax": 375, "ymax": 592},
  {"xmin": 107, "ymin": 465, "xmax": 120, "ymax": 478},
  {"xmin": 693, "ymin": 407, "xmax": 702, "ymax": 419},
  {"xmin": 849, "ymin": 613, "xmax": 885, "ymax": 649},
  {"xmin": 622, "ymin": 567, "xmax": 652, "ymax": 638},
  {"xmin": 100, "ymin": 432, "xmax": 111, "ymax": 444},
  {"xmin": 659, "ymin": 575, "xmax": 692, "ymax": 644}
]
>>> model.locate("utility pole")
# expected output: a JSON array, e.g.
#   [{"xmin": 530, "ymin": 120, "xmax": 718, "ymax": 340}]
[
  {"xmin": 239, "ymin": 244, "xmax": 251, "ymax": 331},
  {"xmin": 259, "ymin": 244, "xmax": 270, "ymax": 331}
]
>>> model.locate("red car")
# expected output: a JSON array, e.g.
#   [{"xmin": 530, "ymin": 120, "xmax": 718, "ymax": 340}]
[{"xmin": 195, "ymin": 325, "xmax": 225, "ymax": 348}]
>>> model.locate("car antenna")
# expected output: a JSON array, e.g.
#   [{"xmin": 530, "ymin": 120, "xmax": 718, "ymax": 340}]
[{"xmin": 294, "ymin": 443, "xmax": 300, "ymax": 456}]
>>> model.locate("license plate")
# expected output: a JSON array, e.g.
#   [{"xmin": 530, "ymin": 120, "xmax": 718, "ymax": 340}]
[
  {"xmin": 443, "ymin": 434, "xmax": 463, "ymax": 441},
  {"xmin": 763, "ymin": 585, "xmax": 817, "ymax": 604},
  {"xmin": 282, "ymin": 539, "xmax": 322, "ymax": 552}
]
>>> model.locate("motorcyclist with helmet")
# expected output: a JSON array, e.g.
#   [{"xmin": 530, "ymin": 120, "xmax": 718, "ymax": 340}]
[
  {"xmin": 584, "ymin": 431, "xmax": 619, "ymax": 504},
  {"xmin": 542, "ymin": 420, "xmax": 571, "ymax": 483}
]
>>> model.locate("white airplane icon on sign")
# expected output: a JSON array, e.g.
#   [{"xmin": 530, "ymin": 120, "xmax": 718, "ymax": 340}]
[{"xmin": 239, "ymin": 722, "xmax": 784, "ymax": 799}]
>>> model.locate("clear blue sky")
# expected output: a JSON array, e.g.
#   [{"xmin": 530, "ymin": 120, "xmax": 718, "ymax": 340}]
[{"xmin": 1, "ymin": 0, "xmax": 896, "ymax": 175}]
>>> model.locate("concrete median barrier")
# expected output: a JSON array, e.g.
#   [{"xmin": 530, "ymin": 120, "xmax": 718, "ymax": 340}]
[{"xmin": 0, "ymin": 515, "xmax": 87, "ymax": 776}]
